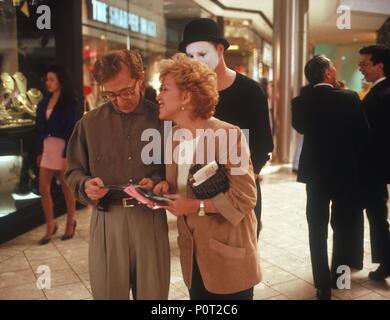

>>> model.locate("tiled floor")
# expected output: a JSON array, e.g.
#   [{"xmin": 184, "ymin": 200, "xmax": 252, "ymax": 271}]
[{"xmin": 0, "ymin": 167, "xmax": 389, "ymax": 300}]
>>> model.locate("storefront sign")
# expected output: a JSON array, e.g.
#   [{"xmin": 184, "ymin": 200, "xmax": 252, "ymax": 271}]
[{"xmin": 91, "ymin": 0, "xmax": 157, "ymax": 38}]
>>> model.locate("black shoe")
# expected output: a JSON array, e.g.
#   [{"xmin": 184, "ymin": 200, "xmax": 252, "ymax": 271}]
[
  {"xmin": 38, "ymin": 225, "xmax": 58, "ymax": 245},
  {"xmin": 61, "ymin": 220, "xmax": 77, "ymax": 241},
  {"xmin": 316, "ymin": 288, "xmax": 331, "ymax": 300},
  {"xmin": 368, "ymin": 264, "xmax": 390, "ymax": 281}
]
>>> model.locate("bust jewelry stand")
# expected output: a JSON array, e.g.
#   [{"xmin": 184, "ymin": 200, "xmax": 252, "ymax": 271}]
[
  {"xmin": 0, "ymin": 71, "xmax": 41, "ymax": 123},
  {"xmin": 26, "ymin": 88, "xmax": 43, "ymax": 106},
  {"xmin": 13, "ymin": 72, "xmax": 27, "ymax": 94},
  {"xmin": 1, "ymin": 73, "xmax": 15, "ymax": 92}
]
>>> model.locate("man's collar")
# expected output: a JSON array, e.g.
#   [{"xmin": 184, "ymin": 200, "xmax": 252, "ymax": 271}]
[
  {"xmin": 109, "ymin": 97, "xmax": 146, "ymax": 115},
  {"xmin": 313, "ymin": 83, "xmax": 334, "ymax": 88},
  {"xmin": 372, "ymin": 77, "xmax": 386, "ymax": 87}
]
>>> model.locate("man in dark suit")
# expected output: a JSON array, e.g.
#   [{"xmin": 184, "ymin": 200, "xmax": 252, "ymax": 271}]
[
  {"xmin": 292, "ymin": 55, "xmax": 369, "ymax": 299},
  {"xmin": 358, "ymin": 44, "xmax": 390, "ymax": 281}
]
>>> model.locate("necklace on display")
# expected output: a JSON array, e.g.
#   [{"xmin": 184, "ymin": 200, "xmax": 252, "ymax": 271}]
[
  {"xmin": 27, "ymin": 88, "xmax": 43, "ymax": 105},
  {"xmin": 17, "ymin": 93, "xmax": 37, "ymax": 117},
  {"xmin": 1, "ymin": 88, "xmax": 14, "ymax": 108},
  {"xmin": 2, "ymin": 88, "xmax": 13, "ymax": 100},
  {"xmin": 17, "ymin": 93, "xmax": 32, "ymax": 107}
]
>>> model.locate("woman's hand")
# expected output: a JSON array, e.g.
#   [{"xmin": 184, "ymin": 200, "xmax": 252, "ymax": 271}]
[
  {"xmin": 138, "ymin": 177, "xmax": 154, "ymax": 190},
  {"xmin": 161, "ymin": 194, "xmax": 199, "ymax": 217},
  {"xmin": 153, "ymin": 180, "xmax": 170, "ymax": 194}
]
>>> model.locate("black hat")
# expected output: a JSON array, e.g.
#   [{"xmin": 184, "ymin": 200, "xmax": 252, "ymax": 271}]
[{"xmin": 179, "ymin": 18, "xmax": 230, "ymax": 53}]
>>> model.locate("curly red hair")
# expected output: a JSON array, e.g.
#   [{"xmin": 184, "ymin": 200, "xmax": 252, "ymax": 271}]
[{"xmin": 158, "ymin": 53, "xmax": 218, "ymax": 119}]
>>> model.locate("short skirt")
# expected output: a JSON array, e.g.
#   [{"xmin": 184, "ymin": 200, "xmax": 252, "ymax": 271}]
[{"xmin": 40, "ymin": 137, "xmax": 66, "ymax": 170}]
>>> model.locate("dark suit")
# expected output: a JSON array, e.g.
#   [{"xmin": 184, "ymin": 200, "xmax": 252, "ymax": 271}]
[
  {"xmin": 360, "ymin": 78, "xmax": 390, "ymax": 267},
  {"xmin": 292, "ymin": 84, "xmax": 369, "ymax": 289}
]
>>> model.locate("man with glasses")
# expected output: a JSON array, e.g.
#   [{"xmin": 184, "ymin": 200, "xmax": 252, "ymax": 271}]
[
  {"xmin": 358, "ymin": 44, "xmax": 390, "ymax": 281},
  {"xmin": 65, "ymin": 50, "xmax": 170, "ymax": 300}
]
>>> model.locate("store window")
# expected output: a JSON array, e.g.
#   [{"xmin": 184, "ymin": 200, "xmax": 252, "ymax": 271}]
[
  {"xmin": 224, "ymin": 18, "xmax": 263, "ymax": 81},
  {"xmin": 82, "ymin": 0, "xmax": 166, "ymax": 109},
  {"xmin": 0, "ymin": 0, "xmax": 57, "ymax": 219},
  {"xmin": 0, "ymin": 0, "xmax": 82, "ymax": 243}
]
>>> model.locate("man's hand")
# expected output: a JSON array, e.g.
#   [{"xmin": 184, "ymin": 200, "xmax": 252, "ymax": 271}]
[
  {"xmin": 138, "ymin": 178, "xmax": 154, "ymax": 191},
  {"xmin": 153, "ymin": 180, "xmax": 170, "ymax": 195},
  {"xmin": 84, "ymin": 177, "xmax": 109, "ymax": 200}
]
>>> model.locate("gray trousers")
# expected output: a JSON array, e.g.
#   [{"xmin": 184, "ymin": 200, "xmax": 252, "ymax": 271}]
[{"xmin": 89, "ymin": 205, "xmax": 170, "ymax": 300}]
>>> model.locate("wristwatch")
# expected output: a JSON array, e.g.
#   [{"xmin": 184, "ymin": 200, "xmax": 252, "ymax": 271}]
[{"xmin": 198, "ymin": 200, "xmax": 205, "ymax": 217}]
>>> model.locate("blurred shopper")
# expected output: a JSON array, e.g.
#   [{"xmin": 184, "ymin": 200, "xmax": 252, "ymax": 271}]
[
  {"xmin": 292, "ymin": 55, "xmax": 369, "ymax": 299},
  {"xmin": 36, "ymin": 65, "xmax": 80, "ymax": 245},
  {"xmin": 179, "ymin": 18, "xmax": 273, "ymax": 237},
  {"xmin": 65, "ymin": 50, "xmax": 170, "ymax": 300},
  {"xmin": 154, "ymin": 54, "xmax": 261, "ymax": 300},
  {"xmin": 358, "ymin": 44, "xmax": 390, "ymax": 281}
]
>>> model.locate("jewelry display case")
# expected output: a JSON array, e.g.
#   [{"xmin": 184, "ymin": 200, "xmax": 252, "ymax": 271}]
[
  {"xmin": 0, "ymin": 71, "xmax": 43, "ymax": 127},
  {"xmin": 0, "ymin": 72, "xmax": 66, "ymax": 244},
  {"xmin": 0, "ymin": 0, "xmax": 84, "ymax": 244}
]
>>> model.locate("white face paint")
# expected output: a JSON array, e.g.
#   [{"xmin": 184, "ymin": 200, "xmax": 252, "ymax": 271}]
[{"xmin": 186, "ymin": 41, "xmax": 219, "ymax": 71}]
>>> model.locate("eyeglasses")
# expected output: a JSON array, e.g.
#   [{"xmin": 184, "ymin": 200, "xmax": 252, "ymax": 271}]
[{"xmin": 101, "ymin": 84, "xmax": 137, "ymax": 101}]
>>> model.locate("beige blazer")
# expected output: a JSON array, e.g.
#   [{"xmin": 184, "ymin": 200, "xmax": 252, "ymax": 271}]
[{"xmin": 165, "ymin": 117, "xmax": 262, "ymax": 294}]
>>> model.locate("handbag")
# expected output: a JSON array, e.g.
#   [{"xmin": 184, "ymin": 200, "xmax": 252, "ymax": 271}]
[{"xmin": 188, "ymin": 161, "xmax": 229, "ymax": 199}]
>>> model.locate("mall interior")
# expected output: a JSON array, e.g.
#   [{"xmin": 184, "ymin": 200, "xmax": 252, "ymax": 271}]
[{"xmin": 0, "ymin": 0, "xmax": 389, "ymax": 300}]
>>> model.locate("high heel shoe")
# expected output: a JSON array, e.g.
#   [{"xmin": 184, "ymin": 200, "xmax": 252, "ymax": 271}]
[
  {"xmin": 61, "ymin": 220, "xmax": 77, "ymax": 241},
  {"xmin": 38, "ymin": 224, "xmax": 58, "ymax": 245}
]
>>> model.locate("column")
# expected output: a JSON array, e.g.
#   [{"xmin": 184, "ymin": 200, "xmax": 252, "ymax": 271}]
[{"xmin": 272, "ymin": 0, "xmax": 308, "ymax": 163}]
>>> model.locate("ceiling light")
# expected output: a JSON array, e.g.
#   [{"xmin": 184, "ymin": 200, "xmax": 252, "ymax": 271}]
[{"xmin": 228, "ymin": 45, "xmax": 240, "ymax": 50}]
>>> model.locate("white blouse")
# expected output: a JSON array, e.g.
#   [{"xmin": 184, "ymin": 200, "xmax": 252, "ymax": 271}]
[{"xmin": 176, "ymin": 136, "xmax": 200, "ymax": 197}]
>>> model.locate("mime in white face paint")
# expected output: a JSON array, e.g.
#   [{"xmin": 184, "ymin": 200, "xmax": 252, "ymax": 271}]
[{"xmin": 186, "ymin": 41, "xmax": 220, "ymax": 71}]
